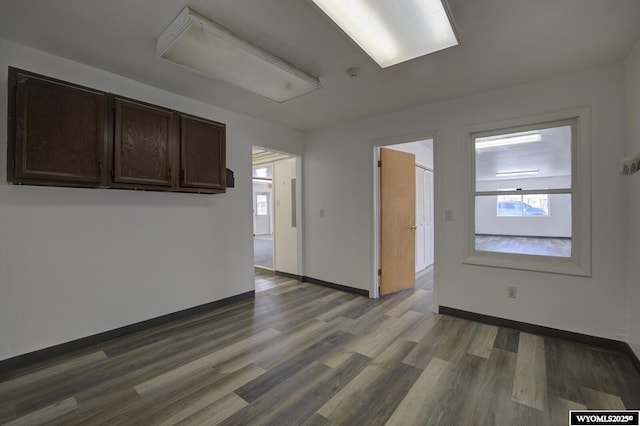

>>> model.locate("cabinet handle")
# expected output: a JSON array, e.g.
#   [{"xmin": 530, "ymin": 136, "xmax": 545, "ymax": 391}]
[
  {"xmin": 98, "ymin": 160, "xmax": 102, "ymax": 176},
  {"xmin": 182, "ymin": 169, "xmax": 186, "ymax": 183},
  {"xmin": 168, "ymin": 168, "xmax": 172, "ymax": 180}
]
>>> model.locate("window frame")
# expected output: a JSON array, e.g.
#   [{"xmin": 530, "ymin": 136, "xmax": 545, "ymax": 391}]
[
  {"xmin": 464, "ymin": 108, "xmax": 591, "ymax": 276},
  {"xmin": 256, "ymin": 193, "xmax": 269, "ymax": 216}
]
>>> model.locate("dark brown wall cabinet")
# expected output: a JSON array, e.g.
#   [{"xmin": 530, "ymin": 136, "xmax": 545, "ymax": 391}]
[
  {"xmin": 8, "ymin": 69, "xmax": 108, "ymax": 186},
  {"xmin": 113, "ymin": 98, "xmax": 175, "ymax": 188},
  {"xmin": 7, "ymin": 68, "xmax": 226, "ymax": 194},
  {"xmin": 180, "ymin": 115, "xmax": 226, "ymax": 191}
]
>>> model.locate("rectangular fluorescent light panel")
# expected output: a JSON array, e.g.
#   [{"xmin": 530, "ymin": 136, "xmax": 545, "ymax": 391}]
[
  {"xmin": 311, "ymin": 0, "xmax": 458, "ymax": 68},
  {"xmin": 157, "ymin": 7, "xmax": 321, "ymax": 103},
  {"xmin": 476, "ymin": 134, "xmax": 541, "ymax": 149},
  {"xmin": 495, "ymin": 170, "xmax": 539, "ymax": 177}
]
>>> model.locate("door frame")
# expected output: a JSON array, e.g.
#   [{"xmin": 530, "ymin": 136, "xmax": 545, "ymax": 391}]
[
  {"xmin": 252, "ymin": 147, "xmax": 304, "ymax": 277},
  {"xmin": 372, "ymin": 134, "xmax": 439, "ymax": 313}
]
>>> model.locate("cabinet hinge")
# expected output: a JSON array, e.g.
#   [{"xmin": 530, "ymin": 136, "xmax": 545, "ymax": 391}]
[{"xmin": 377, "ymin": 160, "xmax": 382, "ymax": 168}]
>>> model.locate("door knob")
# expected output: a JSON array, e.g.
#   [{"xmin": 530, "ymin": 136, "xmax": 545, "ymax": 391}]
[{"xmin": 410, "ymin": 225, "xmax": 417, "ymax": 231}]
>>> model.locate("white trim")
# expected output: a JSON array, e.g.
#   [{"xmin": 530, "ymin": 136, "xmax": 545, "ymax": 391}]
[
  {"xmin": 372, "ymin": 147, "xmax": 381, "ymax": 299},
  {"xmin": 464, "ymin": 107, "xmax": 592, "ymax": 276},
  {"xmin": 432, "ymin": 139, "xmax": 440, "ymax": 313},
  {"xmin": 416, "ymin": 164, "xmax": 434, "ymax": 172}
]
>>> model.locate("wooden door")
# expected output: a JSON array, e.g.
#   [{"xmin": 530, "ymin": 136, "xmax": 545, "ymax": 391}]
[
  {"xmin": 12, "ymin": 70, "xmax": 107, "ymax": 185},
  {"xmin": 180, "ymin": 115, "xmax": 226, "ymax": 192},
  {"xmin": 380, "ymin": 148, "xmax": 416, "ymax": 295},
  {"xmin": 113, "ymin": 98, "xmax": 174, "ymax": 187}
]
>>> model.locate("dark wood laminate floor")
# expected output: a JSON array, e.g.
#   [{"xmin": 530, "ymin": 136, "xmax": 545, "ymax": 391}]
[
  {"xmin": 1, "ymin": 268, "xmax": 639, "ymax": 425},
  {"xmin": 253, "ymin": 235, "xmax": 273, "ymax": 269},
  {"xmin": 475, "ymin": 235, "xmax": 572, "ymax": 257}
]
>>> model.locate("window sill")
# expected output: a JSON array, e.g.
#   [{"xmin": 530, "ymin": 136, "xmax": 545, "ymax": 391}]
[{"xmin": 463, "ymin": 251, "xmax": 591, "ymax": 277}]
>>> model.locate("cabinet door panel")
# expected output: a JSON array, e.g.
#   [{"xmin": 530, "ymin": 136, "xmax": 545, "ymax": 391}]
[
  {"xmin": 15, "ymin": 73, "xmax": 106, "ymax": 184},
  {"xmin": 180, "ymin": 115, "xmax": 225, "ymax": 191},
  {"xmin": 114, "ymin": 99, "xmax": 174, "ymax": 187}
]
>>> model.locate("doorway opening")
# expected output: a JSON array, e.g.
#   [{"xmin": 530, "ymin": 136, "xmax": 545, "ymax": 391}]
[
  {"xmin": 373, "ymin": 139, "xmax": 435, "ymax": 304},
  {"xmin": 253, "ymin": 163, "xmax": 275, "ymax": 270},
  {"xmin": 252, "ymin": 147, "xmax": 303, "ymax": 279}
]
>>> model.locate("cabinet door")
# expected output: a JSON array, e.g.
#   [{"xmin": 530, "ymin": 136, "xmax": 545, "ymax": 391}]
[
  {"xmin": 12, "ymin": 70, "xmax": 107, "ymax": 185},
  {"xmin": 180, "ymin": 115, "xmax": 226, "ymax": 191},
  {"xmin": 113, "ymin": 98, "xmax": 174, "ymax": 187}
]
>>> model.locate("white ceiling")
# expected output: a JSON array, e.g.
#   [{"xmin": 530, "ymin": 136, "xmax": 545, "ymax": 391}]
[
  {"xmin": 252, "ymin": 148, "xmax": 292, "ymax": 167},
  {"xmin": 1, "ymin": 0, "xmax": 639, "ymax": 131}
]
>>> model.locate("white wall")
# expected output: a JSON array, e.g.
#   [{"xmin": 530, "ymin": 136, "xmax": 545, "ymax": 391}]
[
  {"xmin": 273, "ymin": 158, "xmax": 300, "ymax": 275},
  {"xmin": 0, "ymin": 39, "xmax": 303, "ymax": 361},
  {"xmin": 304, "ymin": 63, "xmax": 628, "ymax": 341},
  {"xmin": 625, "ymin": 39, "xmax": 640, "ymax": 359}
]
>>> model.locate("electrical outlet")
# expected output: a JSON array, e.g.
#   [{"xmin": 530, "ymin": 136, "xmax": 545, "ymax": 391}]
[{"xmin": 507, "ymin": 286, "xmax": 517, "ymax": 298}]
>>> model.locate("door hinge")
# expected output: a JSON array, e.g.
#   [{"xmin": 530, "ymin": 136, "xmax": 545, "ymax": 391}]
[
  {"xmin": 378, "ymin": 268, "xmax": 381, "ymax": 276},
  {"xmin": 377, "ymin": 160, "xmax": 382, "ymax": 168}
]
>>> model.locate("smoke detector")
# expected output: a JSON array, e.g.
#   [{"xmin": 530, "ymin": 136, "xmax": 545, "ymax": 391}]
[{"xmin": 346, "ymin": 67, "xmax": 361, "ymax": 78}]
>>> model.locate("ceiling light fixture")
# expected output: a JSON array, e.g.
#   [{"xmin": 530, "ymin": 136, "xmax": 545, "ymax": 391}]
[
  {"xmin": 476, "ymin": 134, "xmax": 542, "ymax": 149},
  {"xmin": 311, "ymin": 0, "xmax": 458, "ymax": 68},
  {"xmin": 157, "ymin": 7, "xmax": 321, "ymax": 103},
  {"xmin": 495, "ymin": 170, "xmax": 540, "ymax": 177}
]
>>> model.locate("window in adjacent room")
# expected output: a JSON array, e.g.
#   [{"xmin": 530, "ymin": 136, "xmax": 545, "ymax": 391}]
[{"xmin": 465, "ymin": 108, "xmax": 591, "ymax": 276}]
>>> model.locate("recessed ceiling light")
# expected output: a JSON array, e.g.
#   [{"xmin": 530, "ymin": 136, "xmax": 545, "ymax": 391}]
[
  {"xmin": 476, "ymin": 134, "xmax": 542, "ymax": 149},
  {"xmin": 157, "ymin": 7, "xmax": 321, "ymax": 103},
  {"xmin": 311, "ymin": 0, "xmax": 458, "ymax": 68}
]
